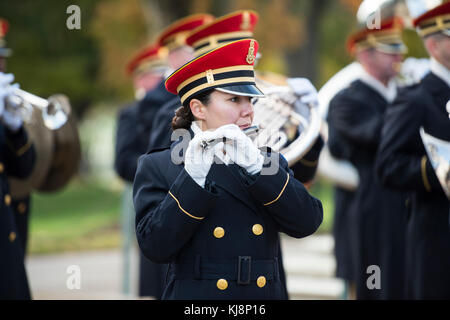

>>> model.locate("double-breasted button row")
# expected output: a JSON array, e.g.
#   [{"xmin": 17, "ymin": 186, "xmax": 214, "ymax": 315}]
[
  {"xmin": 17, "ymin": 202, "xmax": 27, "ymax": 214},
  {"xmin": 212, "ymin": 224, "xmax": 264, "ymax": 238},
  {"xmin": 4, "ymin": 194, "xmax": 11, "ymax": 206},
  {"xmin": 215, "ymin": 276, "xmax": 267, "ymax": 290},
  {"xmin": 9, "ymin": 231, "xmax": 16, "ymax": 242}
]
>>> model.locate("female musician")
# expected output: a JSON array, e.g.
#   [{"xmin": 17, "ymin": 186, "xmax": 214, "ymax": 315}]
[{"xmin": 133, "ymin": 39, "xmax": 323, "ymax": 299}]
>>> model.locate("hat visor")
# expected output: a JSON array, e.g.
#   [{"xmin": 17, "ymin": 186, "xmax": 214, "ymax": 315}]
[
  {"xmin": 215, "ymin": 84, "xmax": 265, "ymax": 98},
  {"xmin": 375, "ymin": 42, "xmax": 408, "ymax": 55}
]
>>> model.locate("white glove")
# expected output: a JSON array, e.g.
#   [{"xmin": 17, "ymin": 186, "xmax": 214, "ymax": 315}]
[
  {"xmin": 0, "ymin": 72, "xmax": 15, "ymax": 116},
  {"xmin": 184, "ymin": 130, "xmax": 226, "ymax": 188},
  {"xmin": 0, "ymin": 72, "xmax": 23, "ymax": 132},
  {"xmin": 287, "ymin": 77, "xmax": 318, "ymax": 106},
  {"xmin": 218, "ymin": 124, "xmax": 264, "ymax": 175},
  {"xmin": 400, "ymin": 57, "xmax": 430, "ymax": 84}
]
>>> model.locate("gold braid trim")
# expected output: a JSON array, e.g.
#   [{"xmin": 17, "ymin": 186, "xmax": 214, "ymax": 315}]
[
  {"xmin": 168, "ymin": 190, "xmax": 205, "ymax": 220},
  {"xmin": 421, "ymin": 156, "xmax": 432, "ymax": 192},
  {"xmin": 264, "ymin": 173, "xmax": 290, "ymax": 206}
]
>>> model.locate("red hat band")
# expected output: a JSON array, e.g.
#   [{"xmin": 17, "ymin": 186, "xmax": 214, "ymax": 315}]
[
  {"xmin": 413, "ymin": 2, "xmax": 450, "ymax": 37},
  {"xmin": 347, "ymin": 18, "xmax": 407, "ymax": 55},
  {"xmin": 165, "ymin": 39, "xmax": 264, "ymax": 104},
  {"xmin": 126, "ymin": 45, "xmax": 168, "ymax": 76},
  {"xmin": 186, "ymin": 11, "xmax": 259, "ymax": 57},
  {"xmin": 157, "ymin": 14, "xmax": 214, "ymax": 51},
  {"xmin": 0, "ymin": 18, "xmax": 12, "ymax": 57}
]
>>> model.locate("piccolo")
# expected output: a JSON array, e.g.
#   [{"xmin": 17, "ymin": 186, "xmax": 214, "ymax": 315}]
[{"xmin": 200, "ymin": 125, "xmax": 260, "ymax": 150}]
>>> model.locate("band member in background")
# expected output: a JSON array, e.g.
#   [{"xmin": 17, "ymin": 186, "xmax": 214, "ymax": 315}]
[
  {"xmin": 0, "ymin": 19, "xmax": 36, "ymax": 300},
  {"xmin": 327, "ymin": 18, "xmax": 409, "ymax": 299},
  {"xmin": 115, "ymin": 43, "xmax": 169, "ymax": 183},
  {"xmin": 114, "ymin": 14, "xmax": 213, "ymax": 299},
  {"xmin": 0, "ymin": 19, "xmax": 33, "ymax": 262},
  {"xmin": 133, "ymin": 39, "xmax": 323, "ymax": 299},
  {"xmin": 376, "ymin": 2, "xmax": 450, "ymax": 299}
]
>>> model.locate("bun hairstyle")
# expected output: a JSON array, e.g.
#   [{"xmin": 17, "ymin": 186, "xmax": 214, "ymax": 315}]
[{"xmin": 171, "ymin": 89, "xmax": 214, "ymax": 130}]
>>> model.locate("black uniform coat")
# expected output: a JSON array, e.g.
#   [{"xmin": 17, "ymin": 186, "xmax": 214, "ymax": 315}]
[
  {"xmin": 0, "ymin": 125, "xmax": 35, "ymax": 299},
  {"xmin": 115, "ymin": 81, "xmax": 176, "ymax": 183},
  {"xmin": 328, "ymin": 80, "xmax": 408, "ymax": 299},
  {"xmin": 133, "ymin": 135, "xmax": 323, "ymax": 300},
  {"xmin": 375, "ymin": 72, "xmax": 450, "ymax": 299},
  {"xmin": 114, "ymin": 81, "xmax": 176, "ymax": 299},
  {"xmin": 327, "ymin": 118, "xmax": 356, "ymax": 282}
]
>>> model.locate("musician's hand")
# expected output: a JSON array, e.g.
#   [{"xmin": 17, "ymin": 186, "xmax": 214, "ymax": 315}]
[
  {"xmin": 0, "ymin": 72, "xmax": 15, "ymax": 115},
  {"xmin": 184, "ymin": 130, "xmax": 225, "ymax": 188},
  {"xmin": 218, "ymin": 124, "xmax": 264, "ymax": 175},
  {"xmin": 0, "ymin": 73, "xmax": 23, "ymax": 132},
  {"xmin": 287, "ymin": 77, "xmax": 318, "ymax": 106}
]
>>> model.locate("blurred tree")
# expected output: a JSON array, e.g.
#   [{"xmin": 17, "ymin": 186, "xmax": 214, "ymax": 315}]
[
  {"xmin": 0, "ymin": 0, "xmax": 100, "ymax": 118},
  {"xmin": 285, "ymin": 0, "xmax": 330, "ymax": 82},
  {"xmin": 90, "ymin": 0, "xmax": 149, "ymax": 102}
]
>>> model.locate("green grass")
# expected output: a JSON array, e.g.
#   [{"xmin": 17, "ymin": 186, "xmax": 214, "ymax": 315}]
[
  {"xmin": 28, "ymin": 179, "xmax": 123, "ymax": 254},
  {"xmin": 309, "ymin": 178, "xmax": 334, "ymax": 234}
]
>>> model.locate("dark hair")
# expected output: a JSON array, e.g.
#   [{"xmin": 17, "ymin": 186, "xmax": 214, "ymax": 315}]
[{"xmin": 171, "ymin": 89, "xmax": 214, "ymax": 130}]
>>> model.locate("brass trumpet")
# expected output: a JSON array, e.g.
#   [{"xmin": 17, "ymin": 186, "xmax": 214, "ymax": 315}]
[{"xmin": 5, "ymin": 87, "xmax": 70, "ymax": 130}]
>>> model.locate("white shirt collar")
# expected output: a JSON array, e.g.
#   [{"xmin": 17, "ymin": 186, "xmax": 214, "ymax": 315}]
[
  {"xmin": 430, "ymin": 57, "xmax": 450, "ymax": 88},
  {"xmin": 190, "ymin": 121, "xmax": 203, "ymax": 135},
  {"xmin": 359, "ymin": 68, "xmax": 397, "ymax": 103}
]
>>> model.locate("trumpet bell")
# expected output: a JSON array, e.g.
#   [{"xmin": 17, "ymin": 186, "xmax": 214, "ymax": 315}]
[{"xmin": 44, "ymin": 94, "xmax": 71, "ymax": 130}]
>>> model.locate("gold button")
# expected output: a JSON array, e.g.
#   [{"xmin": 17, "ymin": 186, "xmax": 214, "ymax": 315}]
[
  {"xmin": 9, "ymin": 231, "xmax": 16, "ymax": 242},
  {"xmin": 213, "ymin": 227, "xmax": 225, "ymax": 239},
  {"xmin": 17, "ymin": 202, "xmax": 27, "ymax": 214},
  {"xmin": 0, "ymin": 162, "xmax": 4, "ymax": 173},
  {"xmin": 216, "ymin": 279, "xmax": 228, "ymax": 290},
  {"xmin": 252, "ymin": 224, "xmax": 263, "ymax": 235},
  {"xmin": 257, "ymin": 276, "xmax": 266, "ymax": 288},
  {"xmin": 4, "ymin": 194, "xmax": 11, "ymax": 206}
]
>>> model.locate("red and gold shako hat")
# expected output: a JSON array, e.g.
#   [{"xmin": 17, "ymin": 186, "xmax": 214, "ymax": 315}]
[
  {"xmin": 165, "ymin": 39, "xmax": 264, "ymax": 104},
  {"xmin": 0, "ymin": 18, "xmax": 12, "ymax": 57},
  {"xmin": 157, "ymin": 14, "xmax": 214, "ymax": 51},
  {"xmin": 347, "ymin": 17, "xmax": 407, "ymax": 55},
  {"xmin": 126, "ymin": 43, "xmax": 168, "ymax": 76},
  {"xmin": 186, "ymin": 10, "xmax": 259, "ymax": 56},
  {"xmin": 413, "ymin": 1, "xmax": 450, "ymax": 37}
]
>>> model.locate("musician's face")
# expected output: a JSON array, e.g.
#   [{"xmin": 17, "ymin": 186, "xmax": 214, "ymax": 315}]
[
  {"xmin": 358, "ymin": 48, "xmax": 403, "ymax": 83},
  {"xmin": 192, "ymin": 90, "xmax": 254, "ymax": 131},
  {"xmin": 372, "ymin": 50, "xmax": 403, "ymax": 79},
  {"xmin": 425, "ymin": 33, "xmax": 450, "ymax": 69}
]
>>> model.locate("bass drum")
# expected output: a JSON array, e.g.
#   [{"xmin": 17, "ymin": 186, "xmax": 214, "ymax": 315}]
[{"xmin": 37, "ymin": 94, "xmax": 81, "ymax": 192}]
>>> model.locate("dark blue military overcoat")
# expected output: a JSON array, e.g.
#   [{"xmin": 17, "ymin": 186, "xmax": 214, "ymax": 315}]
[
  {"xmin": 328, "ymin": 80, "xmax": 409, "ymax": 299},
  {"xmin": 114, "ymin": 80, "xmax": 176, "ymax": 299},
  {"xmin": 133, "ymin": 136, "xmax": 323, "ymax": 300},
  {"xmin": 0, "ymin": 125, "xmax": 35, "ymax": 299},
  {"xmin": 376, "ymin": 72, "xmax": 450, "ymax": 299}
]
